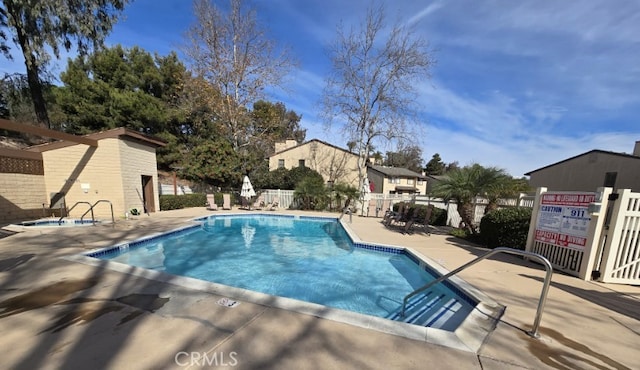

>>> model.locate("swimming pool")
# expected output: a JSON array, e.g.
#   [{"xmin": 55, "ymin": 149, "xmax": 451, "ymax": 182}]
[
  {"xmin": 19, "ymin": 218, "xmax": 97, "ymax": 227},
  {"xmin": 78, "ymin": 214, "xmax": 503, "ymax": 352}
]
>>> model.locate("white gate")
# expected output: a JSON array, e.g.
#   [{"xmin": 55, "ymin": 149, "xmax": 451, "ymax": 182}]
[
  {"xmin": 526, "ymin": 187, "xmax": 640, "ymax": 285},
  {"xmin": 598, "ymin": 189, "xmax": 640, "ymax": 284}
]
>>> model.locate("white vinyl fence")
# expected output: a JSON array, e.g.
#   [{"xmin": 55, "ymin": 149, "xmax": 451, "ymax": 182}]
[{"xmin": 257, "ymin": 189, "xmax": 534, "ymax": 227}]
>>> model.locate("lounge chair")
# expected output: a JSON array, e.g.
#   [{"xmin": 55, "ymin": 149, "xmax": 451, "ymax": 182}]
[
  {"xmin": 222, "ymin": 193, "xmax": 232, "ymax": 210},
  {"xmin": 385, "ymin": 203, "xmax": 414, "ymax": 228},
  {"xmin": 206, "ymin": 194, "xmax": 218, "ymax": 211},
  {"xmin": 383, "ymin": 202, "xmax": 405, "ymax": 226},
  {"xmin": 252, "ymin": 195, "xmax": 265, "ymax": 210},
  {"xmin": 267, "ymin": 196, "xmax": 279, "ymax": 211},
  {"xmin": 403, "ymin": 205, "xmax": 433, "ymax": 235}
]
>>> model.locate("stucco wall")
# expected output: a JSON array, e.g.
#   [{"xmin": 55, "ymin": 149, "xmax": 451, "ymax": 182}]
[
  {"xmin": 269, "ymin": 141, "xmax": 360, "ymax": 187},
  {"xmin": 41, "ymin": 139, "xmax": 125, "ymax": 219},
  {"xmin": 118, "ymin": 138, "xmax": 160, "ymax": 214},
  {"xmin": 529, "ymin": 152, "xmax": 640, "ymax": 192},
  {"xmin": 0, "ymin": 173, "xmax": 47, "ymax": 223}
]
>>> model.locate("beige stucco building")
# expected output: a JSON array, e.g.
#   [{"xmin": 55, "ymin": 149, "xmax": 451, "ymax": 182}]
[
  {"xmin": 366, "ymin": 165, "xmax": 428, "ymax": 195},
  {"xmin": 269, "ymin": 139, "xmax": 361, "ymax": 188},
  {"xmin": 525, "ymin": 141, "xmax": 640, "ymax": 192},
  {"xmin": 0, "ymin": 121, "xmax": 165, "ymax": 224}
]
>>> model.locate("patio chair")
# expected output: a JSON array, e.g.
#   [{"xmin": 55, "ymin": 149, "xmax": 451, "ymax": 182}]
[
  {"xmin": 379, "ymin": 199, "xmax": 391, "ymax": 218},
  {"xmin": 386, "ymin": 204, "xmax": 413, "ymax": 228},
  {"xmin": 222, "ymin": 193, "xmax": 232, "ymax": 210},
  {"xmin": 206, "ymin": 194, "xmax": 218, "ymax": 211},
  {"xmin": 267, "ymin": 196, "xmax": 279, "ymax": 211},
  {"xmin": 403, "ymin": 205, "xmax": 433, "ymax": 235},
  {"xmin": 383, "ymin": 202, "xmax": 405, "ymax": 226},
  {"xmin": 252, "ymin": 195, "xmax": 265, "ymax": 210}
]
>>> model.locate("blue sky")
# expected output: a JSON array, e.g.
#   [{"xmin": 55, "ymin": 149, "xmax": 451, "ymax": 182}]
[{"xmin": 2, "ymin": 0, "xmax": 639, "ymax": 177}]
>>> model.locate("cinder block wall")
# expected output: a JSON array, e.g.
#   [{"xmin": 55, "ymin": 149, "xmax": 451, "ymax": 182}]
[
  {"xmin": 118, "ymin": 139, "xmax": 160, "ymax": 214},
  {"xmin": 0, "ymin": 173, "xmax": 48, "ymax": 224},
  {"xmin": 42, "ymin": 139, "xmax": 126, "ymax": 220}
]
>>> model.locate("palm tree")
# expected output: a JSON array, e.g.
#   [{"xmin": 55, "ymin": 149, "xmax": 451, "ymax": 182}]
[
  {"xmin": 432, "ymin": 164, "xmax": 510, "ymax": 234},
  {"xmin": 484, "ymin": 176, "xmax": 531, "ymax": 214}
]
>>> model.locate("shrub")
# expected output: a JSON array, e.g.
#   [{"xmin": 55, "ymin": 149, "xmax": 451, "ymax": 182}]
[
  {"xmin": 294, "ymin": 176, "xmax": 328, "ymax": 210},
  {"xmin": 479, "ymin": 207, "xmax": 532, "ymax": 250},
  {"xmin": 160, "ymin": 193, "xmax": 207, "ymax": 210},
  {"xmin": 390, "ymin": 203, "xmax": 446, "ymax": 226}
]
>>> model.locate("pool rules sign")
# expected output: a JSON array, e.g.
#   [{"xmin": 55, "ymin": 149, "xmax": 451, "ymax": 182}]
[{"xmin": 534, "ymin": 192, "xmax": 596, "ymax": 249}]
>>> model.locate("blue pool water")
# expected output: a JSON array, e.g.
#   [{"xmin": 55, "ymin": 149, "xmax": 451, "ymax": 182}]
[{"xmin": 94, "ymin": 215, "xmax": 475, "ymax": 329}]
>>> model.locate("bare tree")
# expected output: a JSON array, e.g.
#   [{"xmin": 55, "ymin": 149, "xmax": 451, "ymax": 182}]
[
  {"xmin": 182, "ymin": 0, "xmax": 295, "ymax": 154},
  {"xmin": 322, "ymin": 3, "xmax": 434, "ymax": 185}
]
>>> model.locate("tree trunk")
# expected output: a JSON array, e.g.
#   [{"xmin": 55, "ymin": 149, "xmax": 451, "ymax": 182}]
[
  {"xmin": 457, "ymin": 201, "xmax": 477, "ymax": 234},
  {"xmin": 9, "ymin": 3, "xmax": 51, "ymax": 129},
  {"xmin": 24, "ymin": 58, "xmax": 50, "ymax": 128}
]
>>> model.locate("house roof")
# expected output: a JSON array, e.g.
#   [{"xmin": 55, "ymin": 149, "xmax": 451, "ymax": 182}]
[
  {"xmin": 26, "ymin": 127, "xmax": 166, "ymax": 152},
  {"xmin": 524, "ymin": 149, "xmax": 640, "ymax": 175},
  {"xmin": 394, "ymin": 186, "xmax": 419, "ymax": 192},
  {"xmin": 269, "ymin": 138, "xmax": 356, "ymax": 157},
  {"xmin": 368, "ymin": 165, "xmax": 426, "ymax": 179}
]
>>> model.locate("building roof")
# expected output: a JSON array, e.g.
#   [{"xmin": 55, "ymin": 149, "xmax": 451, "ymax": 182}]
[
  {"xmin": 26, "ymin": 127, "xmax": 166, "ymax": 152},
  {"xmin": 368, "ymin": 165, "xmax": 426, "ymax": 179},
  {"xmin": 524, "ymin": 149, "xmax": 640, "ymax": 175},
  {"xmin": 269, "ymin": 138, "xmax": 356, "ymax": 157}
]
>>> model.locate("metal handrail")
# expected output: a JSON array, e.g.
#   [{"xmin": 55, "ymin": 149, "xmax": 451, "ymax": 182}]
[
  {"xmin": 339, "ymin": 207, "xmax": 352, "ymax": 223},
  {"xmin": 400, "ymin": 247, "xmax": 553, "ymax": 338},
  {"xmin": 59, "ymin": 201, "xmax": 93, "ymax": 225},
  {"xmin": 80, "ymin": 200, "xmax": 115, "ymax": 225}
]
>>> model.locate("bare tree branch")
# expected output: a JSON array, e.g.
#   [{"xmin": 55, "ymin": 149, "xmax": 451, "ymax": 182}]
[{"xmin": 322, "ymin": 3, "xmax": 434, "ymax": 185}]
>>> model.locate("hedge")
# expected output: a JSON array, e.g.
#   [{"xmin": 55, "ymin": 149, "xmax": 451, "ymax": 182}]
[
  {"xmin": 479, "ymin": 207, "xmax": 532, "ymax": 250},
  {"xmin": 160, "ymin": 193, "xmax": 208, "ymax": 210},
  {"xmin": 391, "ymin": 202, "xmax": 447, "ymax": 226}
]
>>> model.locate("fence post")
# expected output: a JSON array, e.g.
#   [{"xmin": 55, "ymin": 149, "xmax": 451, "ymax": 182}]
[
  {"xmin": 578, "ymin": 187, "xmax": 613, "ymax": 280},
  {"xmin": 525, "ymin": 187, "xmax": 546, "ymax": 253}
]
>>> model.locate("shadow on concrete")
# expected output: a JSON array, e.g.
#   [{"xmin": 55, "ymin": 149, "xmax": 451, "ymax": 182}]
[{"xmin": 520, "ymin": 273, "xmax": 640, "ymax": 323}]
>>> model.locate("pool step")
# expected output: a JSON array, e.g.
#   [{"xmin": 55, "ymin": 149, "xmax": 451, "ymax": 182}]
[{"xmin": 386, "ymin": 290, "xmax": 472, "ymax": 330}]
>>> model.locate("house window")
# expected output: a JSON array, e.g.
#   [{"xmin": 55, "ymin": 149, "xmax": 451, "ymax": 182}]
[
  {"xmin": 278, "ymin": 159, "xmax": 285, "ymax": 169},
  {"xmin": 417, "ymin": 179, "xmax": 424, "ymax": 185},
  {"xmin": 407, "ymin": 179, "xmax": 414, "ymax": 185},
  {"xmin": 299, "ymin": 159, "xmax": 305, "ymax": 168},
  {"xmin": 604, "ymin": 172, "xmax": 617, "ymax": 188},
  {"xmin": 388, "ymin": 177, "xmax": 400, "ymax": 184}
]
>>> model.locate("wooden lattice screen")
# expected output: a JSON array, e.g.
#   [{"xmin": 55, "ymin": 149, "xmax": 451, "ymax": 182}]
[{"xmin": 0, "ymin": 156, "xmax": 44, "ymax": 175}]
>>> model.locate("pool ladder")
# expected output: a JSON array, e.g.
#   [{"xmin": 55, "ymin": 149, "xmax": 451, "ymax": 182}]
[
  {"xmin": 400, "ymin": 247, "xmax": 553, "ymax": 338},
  {"xmin": 58, "ymin": 199, "xmax": 115, "ymax": 226}
]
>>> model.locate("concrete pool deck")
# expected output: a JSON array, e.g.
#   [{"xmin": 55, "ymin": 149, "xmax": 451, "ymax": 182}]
[{"xmin": 0, "ymin": 208, "xmax": 638, "ymax": 369}]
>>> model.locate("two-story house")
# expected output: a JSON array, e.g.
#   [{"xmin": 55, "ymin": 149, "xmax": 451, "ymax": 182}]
[{"xmin": 366, "ymin": 165, "xmax": 428, "ymax": 195}]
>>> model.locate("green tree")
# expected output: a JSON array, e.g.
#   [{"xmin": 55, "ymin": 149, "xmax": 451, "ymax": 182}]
[
  {"xmin": 245, "ymin": 100, "xmax": 305, "ymax": 172},
  {"xmin": 484, "ymin": 176, "xmax": 531, "ymax": 214},
  {"xmin": 424, "ymin": 153, "xmax": 445, "ymax": 175},
  {"xmin": 384, "ymin": 145, "xmax": 424, "ymax": 172},
  {"xmin": 294, "ymin": 176, "xmax": 328, "ymax": 210},
  {"xmin": 56, "ymin": 45, "xmax": 187, "ymax": 135},
  {"xmin": 181, "ymin": 137, "xmax": 241, "ymax": 187},
  {"xmin": 0, "ymin": 0, "xmax": 129, "ymax": 128},
  {"xmin": 329, "ymin": 182, "xmax": 359, "ymax": 212},
  {"xmin": 432, "ymin": 164, "xmax": 511, "ymax": 234}
]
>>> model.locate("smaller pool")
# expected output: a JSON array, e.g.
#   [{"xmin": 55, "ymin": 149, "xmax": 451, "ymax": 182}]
[{"xmin": 20, "ymin": 218, "xmax": 97, "ymax": 227}]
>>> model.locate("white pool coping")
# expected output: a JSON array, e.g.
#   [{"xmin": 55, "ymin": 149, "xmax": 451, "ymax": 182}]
[{"xmin": 63, "ymin": 213, "xmax": 505, "ymax": 353}]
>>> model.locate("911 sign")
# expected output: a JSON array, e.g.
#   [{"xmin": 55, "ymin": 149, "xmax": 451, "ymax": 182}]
[{"xmin": 534, "ymin": 192, "xmax": 595, "ymax": 249}]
